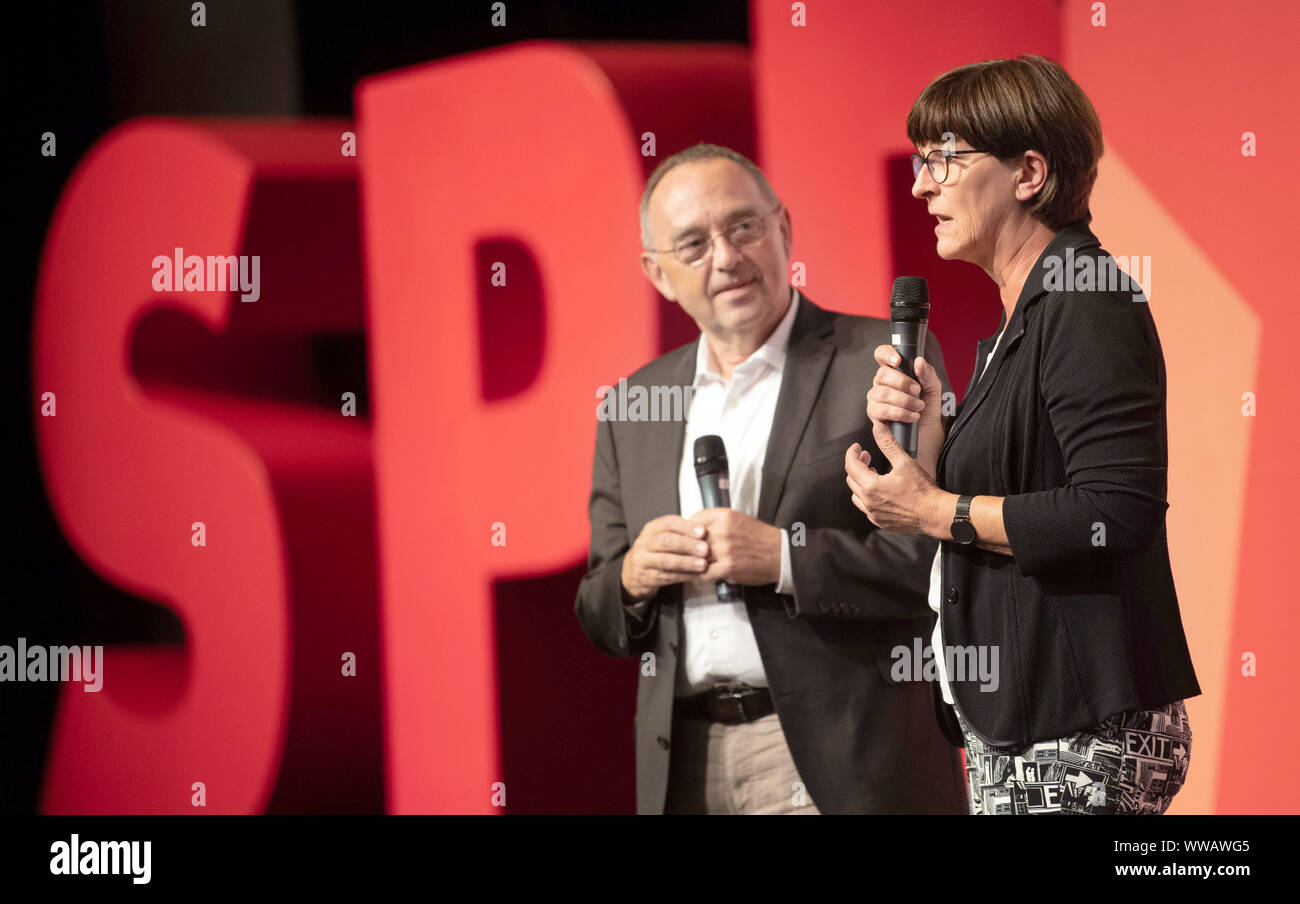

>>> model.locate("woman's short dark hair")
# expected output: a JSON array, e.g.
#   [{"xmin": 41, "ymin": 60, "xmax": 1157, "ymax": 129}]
[{"xmin": 906, "ymin": 55, "xmax": 1104, "ymax": 231}]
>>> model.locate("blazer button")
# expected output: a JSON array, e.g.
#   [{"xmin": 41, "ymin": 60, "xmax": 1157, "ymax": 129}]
[
  {"xmin": 669, "ymin": 642, "xmax": 678, "ymax": 655},
  {"xmin": 946, "ymin": 587, "xmax": 960, "ymax": 605},
  {"xmin": 657, "ymin": 736, "xmax": 670, "ymax": 750}
]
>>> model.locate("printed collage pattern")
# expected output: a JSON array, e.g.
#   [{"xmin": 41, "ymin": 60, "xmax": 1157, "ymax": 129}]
[{"xmin": 955, "ymin": 701, "xmax": 1192, "ymax": 815}]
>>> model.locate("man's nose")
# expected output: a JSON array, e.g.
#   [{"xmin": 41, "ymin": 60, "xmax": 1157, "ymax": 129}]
[{"xmin": 710, "ymin": 232, "xmax": 744, "ymax": 268}]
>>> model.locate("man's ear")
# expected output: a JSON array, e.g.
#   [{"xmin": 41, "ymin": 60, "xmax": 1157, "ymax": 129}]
[
  {"xmin": 778, "ymin": 206, "xmax": 793, "ymax": 259},
  {"xmin": 1015, "ymin": 150, "xmax": 1049, "ymax": 203},
  {"xmin": 640, "ymin": 252, "xmax": 676, "ymax": 303}
]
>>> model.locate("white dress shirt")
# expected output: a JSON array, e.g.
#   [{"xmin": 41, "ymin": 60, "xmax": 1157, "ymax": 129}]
[
  {"xmin": 930, "ymin": 328, "xmax": 1004, "ymax": 704},
  {"xmin": 670, "ymin": 286, "xmax": 800, "ymax": 697}
]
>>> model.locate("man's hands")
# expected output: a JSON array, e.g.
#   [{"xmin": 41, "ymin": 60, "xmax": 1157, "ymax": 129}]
[
  {"xmin": 620, "ymin": 510, "xmax": 782, "ymax": 602},
  {"xmin": 620, "ymin": 515, "xmax": 709, "ymax": 602},
  {"xmin": 865, "ymin": 344, "xmax": 945, "ymax": 476},
  {"xmin": 691, "ymin": 508, "xmax": 782, "ymax": 587}
]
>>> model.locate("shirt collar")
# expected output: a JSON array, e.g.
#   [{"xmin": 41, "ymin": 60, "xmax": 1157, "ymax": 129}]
[
  {"xmin": 987, "ymin": 218, "xmax": 1100, "ymax": 345},
  {"xmin": 693, "ymin": 286, "xmax": 800, "ymax": 384}
]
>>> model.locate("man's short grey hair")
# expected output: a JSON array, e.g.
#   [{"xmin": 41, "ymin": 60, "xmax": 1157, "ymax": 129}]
[{"xmin": 639, "ymin": 143, "xmax": 780, "ymax": 251}]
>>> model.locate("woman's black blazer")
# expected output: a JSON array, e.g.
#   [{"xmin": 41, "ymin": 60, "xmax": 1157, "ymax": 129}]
[{"xmin": 932, "ymin": 219, "xmax": 1200, "ymax": 748}]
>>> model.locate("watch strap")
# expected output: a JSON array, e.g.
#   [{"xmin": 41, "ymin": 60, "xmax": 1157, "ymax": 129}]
[{"xmin": 950, "ymin": 495, "xmax": 977, "ymax": 544}]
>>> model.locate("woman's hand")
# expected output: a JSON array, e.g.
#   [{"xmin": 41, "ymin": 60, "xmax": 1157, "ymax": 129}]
[
  {"xmin": 866, "ymin": 345, "xmax": 946, "ymax": 476},
  {"xmin": 845, "ymin": 422, "xmax": 947, "ymax": 536}
]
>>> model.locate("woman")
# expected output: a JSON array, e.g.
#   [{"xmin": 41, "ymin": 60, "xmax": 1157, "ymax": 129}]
[{"xmin": 844, "ymin": 55, "xmax": 1199, "ymax": 815}]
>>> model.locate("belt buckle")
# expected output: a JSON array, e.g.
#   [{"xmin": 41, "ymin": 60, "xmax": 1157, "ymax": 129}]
[{"xmin": 715, "ymin": 684, "xmax": 751, "ymax": 723}]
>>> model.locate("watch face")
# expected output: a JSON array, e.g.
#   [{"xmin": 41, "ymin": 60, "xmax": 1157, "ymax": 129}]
[{"xmin": 951, "ymin": 520, "xmax": 977, "ymax": 544}]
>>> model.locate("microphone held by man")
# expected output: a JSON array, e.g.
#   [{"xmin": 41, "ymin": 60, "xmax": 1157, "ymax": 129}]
[{"xmin": 694, "ymin": 434, "xmax": 743, "ymax": 602}]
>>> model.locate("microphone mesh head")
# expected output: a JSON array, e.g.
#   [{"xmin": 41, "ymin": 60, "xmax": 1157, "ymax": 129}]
[
  {"xmin": 890, "ymin": 276, "xmax": 930, "ymax": 322},
  {"xmin": 693, "ymin": 435, "xmax": 727, "ymax": 477}
]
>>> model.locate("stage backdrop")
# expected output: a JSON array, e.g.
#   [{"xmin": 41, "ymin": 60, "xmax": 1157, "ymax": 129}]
[{"xmin": 31, "ymin": 0, "xmax": 1295, "ymax": 813}]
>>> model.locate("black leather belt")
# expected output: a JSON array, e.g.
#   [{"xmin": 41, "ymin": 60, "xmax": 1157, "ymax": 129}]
[{"xmin": 675, "ymin": 684, "xmax": 774, "ymax": 724}]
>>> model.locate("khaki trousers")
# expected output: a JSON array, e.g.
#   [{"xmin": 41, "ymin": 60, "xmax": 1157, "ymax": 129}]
[{"xmin": 663, "ymin": 710, "xmax": 820, "ymax": 815}]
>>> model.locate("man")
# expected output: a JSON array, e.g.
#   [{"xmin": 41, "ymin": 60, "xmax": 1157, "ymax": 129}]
[{"xmin": 574, "ymin": 143, "xmax": 966, "ymax": 814}]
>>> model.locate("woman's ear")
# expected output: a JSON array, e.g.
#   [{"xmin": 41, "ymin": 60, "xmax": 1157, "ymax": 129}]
[{"xmin": 1015, "ymin": 150, "xmax": 1050, "ymax": 202}]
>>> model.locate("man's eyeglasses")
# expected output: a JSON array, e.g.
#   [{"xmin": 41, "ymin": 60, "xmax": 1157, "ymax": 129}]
[
  {"xmin": 911, "ymin": 148, "xmax": 990, "ymax": 184},
  {"xmin": 647, "ymin": 203, "xmax": 784, "ymax": 266}
]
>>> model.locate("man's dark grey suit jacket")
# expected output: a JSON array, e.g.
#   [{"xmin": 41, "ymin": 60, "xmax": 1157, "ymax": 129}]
[{"xmin": 574, "ymin": 292, "xmax": 967, "ymax": 814}]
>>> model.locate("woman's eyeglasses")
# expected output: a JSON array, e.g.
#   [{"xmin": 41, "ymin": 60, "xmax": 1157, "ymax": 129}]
[{"xmin": 911, "ymin": 148, "xmax": 990, "ymax": 184}]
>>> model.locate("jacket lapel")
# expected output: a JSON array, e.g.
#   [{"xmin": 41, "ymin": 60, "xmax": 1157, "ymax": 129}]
[
  {"xmin": 757, "ymin": 294, "xmax": 836, "ymax": 524},
  {"xmin": 935, "ymin": 218, "xmax": 1107, "ymax": 478},
  {"xmin": 639, "ymin": 344, "xmax": 697, "ymax": 616},
  {"xmin": 938, "ymin": 315, "xmax": 1024, "ymax": 475},
  {"xmin": 936, "ymin": 219, "xmax": 1100, "ymax": 472},
  {"xmin": 655, "ymin": 342, "xmax": 698, "ymax": 518}
]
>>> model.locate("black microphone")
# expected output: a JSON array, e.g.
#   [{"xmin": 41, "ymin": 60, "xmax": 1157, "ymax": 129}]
[
  {"xmin": 693, "ymin": 435, "xmax": 743, "ymax": 602},
  {"xmin": 889, "ymin": 276, "xmax": 930, "ymax": 458}
]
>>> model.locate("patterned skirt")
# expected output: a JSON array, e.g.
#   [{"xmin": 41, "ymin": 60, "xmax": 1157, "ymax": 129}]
[{"xmin": 953, "ymin": 701, "xmax": 1192, "ymax": 815}]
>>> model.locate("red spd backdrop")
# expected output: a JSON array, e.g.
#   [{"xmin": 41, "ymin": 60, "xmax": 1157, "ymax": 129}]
[{"xmin": 32, "ymin": 0, "xmax": 1297, "ymax": 813}]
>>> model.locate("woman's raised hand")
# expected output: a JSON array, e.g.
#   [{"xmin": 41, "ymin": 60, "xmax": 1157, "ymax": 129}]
[{"xmin": 866, "ymin": 344, "xmax": 946, "ymax": 475}]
